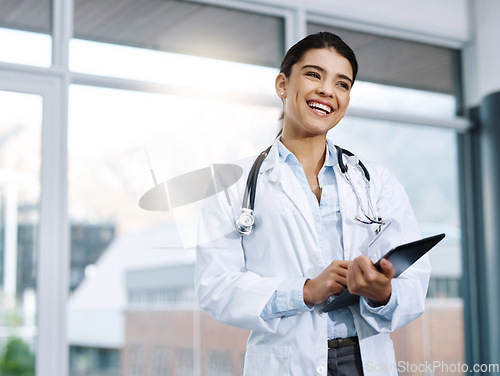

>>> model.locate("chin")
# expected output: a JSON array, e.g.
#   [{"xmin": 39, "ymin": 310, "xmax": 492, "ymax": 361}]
[
  {"xmin": 300, "ymin": 129, "xmax": 330, "ymax": 139},
  {"xmin": 304, "ymin": 123, "xmax": 336, "ymax": 136}
]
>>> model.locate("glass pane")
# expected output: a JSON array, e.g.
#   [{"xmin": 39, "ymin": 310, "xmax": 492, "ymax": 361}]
[
  {"xmin": 0, "ymin": 0, "xmax": 51, "ymax": 67},
  {"xmin": 0, "ymin": 89, "xmax": 41, "ymax": 375},
  {"xmin": 70, "ymin": 39, "xmax": 278, "ymax": 97},
  {"xmin": 73, "ymin": 0, "xmax": 284, "ymax": 68},
  {"xmin": 329, "ymin": 116, "xmax": 463, "ymax": 375},
  {"xmin": 349, "ymin": 81, "xmax": 456, "ymax": 119},
  {"xmin": 67, "ymin": 83, "xmax": 280, "ymax": 375},
  {"xmin": 0, "ymin": 28, "xmax": 51, "ymax": 67}
]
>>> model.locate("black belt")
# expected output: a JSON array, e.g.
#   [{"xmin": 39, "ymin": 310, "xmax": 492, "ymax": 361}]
[{"xmin": 327, "ymin": 336, "xmax": 359, "ymax": 349}]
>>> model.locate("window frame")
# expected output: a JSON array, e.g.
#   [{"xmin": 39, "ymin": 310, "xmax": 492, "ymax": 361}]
[{"xmin": 0, "ymin": 64, "xmax": 69, "ymax": 375}]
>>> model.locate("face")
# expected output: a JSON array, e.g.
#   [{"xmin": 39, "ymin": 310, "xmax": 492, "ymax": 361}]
[{"xmin": 276, "ymin": 48, "xmax": 353, "ymax": 139}]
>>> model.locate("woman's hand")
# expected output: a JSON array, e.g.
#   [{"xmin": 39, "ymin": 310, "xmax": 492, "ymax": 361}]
[
  {"xmin": 303, "ymin": 260, "xmax": 352, "ymax": 305},
  {"xmin": 347, "ymin": 255, "xmax": 394, "ymax": 306}
]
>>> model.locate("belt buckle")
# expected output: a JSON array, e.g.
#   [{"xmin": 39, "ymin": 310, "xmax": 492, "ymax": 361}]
[
  {"xmin": 327, "ymin": 337, "xmax": 357, "ymax": 349},
  {"xmin": 328, "ymin": 338, "xmax": 340, "ymax": 349},
  {"xmin": 338, "ymin": 338, "xmax": 348, "ymax": 347}
]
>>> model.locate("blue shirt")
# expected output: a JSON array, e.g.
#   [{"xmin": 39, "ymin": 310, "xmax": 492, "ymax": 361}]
[{"xmin": 260, "ymin": 139, "xmax": 396, "ymax": 339}]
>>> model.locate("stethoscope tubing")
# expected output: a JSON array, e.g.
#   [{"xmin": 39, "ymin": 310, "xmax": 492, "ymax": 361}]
[
  {"xmin": 334, "ymin": 145, "xmax": 371, "ymax": 181},
  {"xmin": 235, "ymin": 144, "xmax": 384, "ymax": 236},
  {"xmin": 242, "ymin": 146, "xmax": 271, "ymax": 211}
]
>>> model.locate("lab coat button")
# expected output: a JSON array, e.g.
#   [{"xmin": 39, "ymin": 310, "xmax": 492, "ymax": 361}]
[
  {"xmin": 316, "ymin": 365, "xmax": 326, "ymax": 374},
  {"xmin": 313, "ymin": 214, "xmax": 320, "ymax": 221}
]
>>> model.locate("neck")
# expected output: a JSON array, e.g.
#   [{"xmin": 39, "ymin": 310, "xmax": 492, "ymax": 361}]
[{"xmin": 280, "ymin": 133, "xmax": 327, "ymax": 174}]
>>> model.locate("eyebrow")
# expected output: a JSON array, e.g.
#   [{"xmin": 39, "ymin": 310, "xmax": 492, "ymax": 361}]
[{"xmin": 301, "ymin": 64, "xmax": 353, "ymax": 85}]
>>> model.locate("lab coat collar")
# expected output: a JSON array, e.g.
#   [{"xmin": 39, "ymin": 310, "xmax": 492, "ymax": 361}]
[
  {"xmin": 324, "ymin": 138, "xmax": 339, "ymax": 168},
  {"xmin": 261, "ymin": 137, "xmax": 338, "ymax": 172},
  {"xmin": 258, "ymin": 138, "xmax": 280, "ymax": 175}
]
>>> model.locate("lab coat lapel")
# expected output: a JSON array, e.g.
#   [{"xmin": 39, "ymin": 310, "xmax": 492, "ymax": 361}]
[
  {"xmin": 260, "ymin": 143, "xmax": 318, "ymax": 241},
  {"xmin": 333, "ymin": 163, "xmax": 353, "ymax": 261}
]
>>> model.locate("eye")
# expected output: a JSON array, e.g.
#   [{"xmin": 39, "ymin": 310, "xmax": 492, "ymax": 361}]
[
  {"xmin": 338, "ymin": 82, "xmax": 350, "ymax": 90},
  {"xmin": 305, "ymin": 71, "xmax": 321, "ymax": 79}
]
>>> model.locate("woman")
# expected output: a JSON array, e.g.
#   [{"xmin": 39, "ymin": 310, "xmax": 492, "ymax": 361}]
[{"xmin": 195, "ymin": 32, "xmax": 430, "ymax": 376}]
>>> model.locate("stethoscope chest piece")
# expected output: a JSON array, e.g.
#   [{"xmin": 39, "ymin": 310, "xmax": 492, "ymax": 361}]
[
  {"xmin": 235, "ymin": 208, "xmax": 255, "ymax": 236},
  {"xmin": 235, "ymin": 146, "xmax": 271, "ymax": 236}
]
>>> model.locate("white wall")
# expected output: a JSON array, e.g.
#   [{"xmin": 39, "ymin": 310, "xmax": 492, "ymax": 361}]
[{"xmin": 463, "ymin": 0, "xmax": 500, "ymax": 106}]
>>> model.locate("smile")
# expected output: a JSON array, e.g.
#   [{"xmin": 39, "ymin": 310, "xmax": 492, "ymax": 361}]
[{"xmin": 307, "ymin": 100, "xmax": 333, "ymax": 115}]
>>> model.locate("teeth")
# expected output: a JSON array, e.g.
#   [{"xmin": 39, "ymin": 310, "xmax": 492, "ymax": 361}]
[{"xmin": 308, "ymin": 101, "xmax": 332, "ymax": 114}]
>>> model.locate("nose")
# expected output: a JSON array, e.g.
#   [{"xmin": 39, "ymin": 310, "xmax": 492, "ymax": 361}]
[{"xmin": 317, "ymin": 84, "xmax": 335, "ymax": 98}]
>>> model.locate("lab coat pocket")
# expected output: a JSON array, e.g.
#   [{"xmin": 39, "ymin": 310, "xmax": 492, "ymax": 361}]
[{"xmin": 244, "ymin": 345, "xmax": 291, "ymax": 376}]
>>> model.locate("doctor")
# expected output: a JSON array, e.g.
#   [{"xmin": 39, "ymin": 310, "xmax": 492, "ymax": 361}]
[{"xmin": 195, "ymin": 32, "xmax": 431, "ymax": 376}]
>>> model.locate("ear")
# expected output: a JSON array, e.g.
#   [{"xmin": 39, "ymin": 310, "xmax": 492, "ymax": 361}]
[{"xmin": 275, "ymin": 72, "xmax": 287, "ymax": 99}]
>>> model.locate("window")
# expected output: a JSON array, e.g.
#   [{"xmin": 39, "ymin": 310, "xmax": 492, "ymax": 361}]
[
  {"xmin": 427, "ymin": 277, "xmax": 461, "ymax": 298},
  {"xmin": 0, "ymin": 90, "xmax": 41, "ymax": 375},
  {"xmin": 152, "ymin": 346, "xmax": 172, "ymax": 376},
  {"xmin": 348, "ymin": 81, "xmax": 456, "ymax": 119},
  {"xmin": 69, "ymin": 346, "xmax": 120, "ymax": 375},
  {"xmin": 0, "ymin": 0, "xmax": 51, "ymax": 66},
  {"xmin": 177, "ymin": 349, "xmax": 194, "ymax": 376},
  {"xmin": 73, "ymin": 0, "xmax": 285, "ymax": 68},
  {"xmin": 127, "ymin": 345, "xmax": 145, "ymax": 376},
  {"xmin": 70, "ymin": 39, "xmax": 279, "ymax": 97},
  {"xmin": 206, "ymin": 350, "xmax": 233, "ymax": 376}
]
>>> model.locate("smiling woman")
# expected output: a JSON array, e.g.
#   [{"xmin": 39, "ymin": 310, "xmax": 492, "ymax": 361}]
[
  {"xmin": 276, "ymin": 49, "xmax": 353, "ymax": 141},
  {"xmin": 195, "ymin": 31, "xmax": 431, "ymax": 376},
  {"xmin": 0, "ymin": 0, "xmax": 473, "ymax": 375},
  {"xmin": 275, "ymin": 48, "xmax": 354, "ymax": 204}
]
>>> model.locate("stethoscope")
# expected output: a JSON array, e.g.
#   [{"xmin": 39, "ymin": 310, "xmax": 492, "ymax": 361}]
[{"xmin": 234, "ymin": 145, "xmax": 386, "ymax": 236}]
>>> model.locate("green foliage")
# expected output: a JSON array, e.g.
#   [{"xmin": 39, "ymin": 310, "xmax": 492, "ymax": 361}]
[{"xmin": 0, "ymin": 337, "xmax": 35, "ymax": 376}]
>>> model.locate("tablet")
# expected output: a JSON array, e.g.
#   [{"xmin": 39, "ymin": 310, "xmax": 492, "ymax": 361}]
[{"xmin": 321, "ymin": 233, "xmax": 445, "ymax": 312}]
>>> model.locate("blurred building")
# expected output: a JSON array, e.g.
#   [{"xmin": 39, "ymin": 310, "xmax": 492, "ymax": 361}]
[
  {"xmin": 68, "ymin": 223, "xmax": 195, "ymax": 376},
  {"xmin": 123, "ymin": 264, "xmax": 249, "ymax": 376},
  {"xmin": 0, "ymin": 213, "xmax": 114, "ymax": 299}
]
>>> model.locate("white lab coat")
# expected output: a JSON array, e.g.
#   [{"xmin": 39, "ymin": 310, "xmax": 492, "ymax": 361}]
[{"xmin": 195, "ymin": 140, "xmax": 431, "ymax": 376}]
